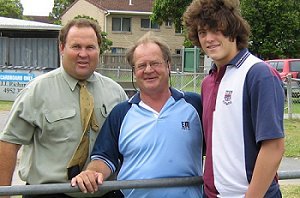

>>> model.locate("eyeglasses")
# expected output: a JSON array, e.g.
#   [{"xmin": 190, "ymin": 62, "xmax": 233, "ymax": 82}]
[{"xmin": 134, "ymin": 60, "xmax": 165, "ymax": 71}]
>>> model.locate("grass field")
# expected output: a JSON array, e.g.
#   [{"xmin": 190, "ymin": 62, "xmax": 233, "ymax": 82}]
[
  {"xmin": 0, "ymin": 100, "xmax": 299, "ymax": 197},
  {"xmin": 285, "ymin": 102, "xmax": 300, "ymax": 114}
]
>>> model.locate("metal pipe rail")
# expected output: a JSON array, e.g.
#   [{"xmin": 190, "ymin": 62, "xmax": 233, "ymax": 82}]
[
  {"xmin": 0, "ymin": 171, "xmax": 300, "ymax": 196},
  {"xmin": 0, "ymin": 176, "xmax": 203, "ymax": 196},
  {"xmin": 278, "ymin": 170, "xmax": 300, "ymax": 180}
]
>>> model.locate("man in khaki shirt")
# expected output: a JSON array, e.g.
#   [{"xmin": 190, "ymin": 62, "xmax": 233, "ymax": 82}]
[{"xmin": 0, "ymin": 18, "xmax": 127, "ymax": 198}]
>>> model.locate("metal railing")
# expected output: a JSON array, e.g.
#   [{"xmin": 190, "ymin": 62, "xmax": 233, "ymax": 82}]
[
  {"xmin": 97, "ymin": 67, "xmax": 204, "ymax": 94},
  {"xmin": 1, "ymin": 171, "xmax": 300, "ymax": 196},
  {"xmin": 0, "ymin": 176, "xmax": 202, "ymax": 196}
]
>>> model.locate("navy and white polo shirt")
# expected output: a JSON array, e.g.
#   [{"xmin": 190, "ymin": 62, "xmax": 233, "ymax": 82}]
[
  {"xmin": 91, "ymin": 88, "xmax": 204, "ymax": 198},
  {"xmin": 201, "ymin": 49, "xmax": 285, "ymax": 197}
]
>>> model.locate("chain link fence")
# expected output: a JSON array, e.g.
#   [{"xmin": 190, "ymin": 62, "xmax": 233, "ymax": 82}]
[{"xmin": 97, "ymin": 67, "xmax": 205, "ymax": 95}]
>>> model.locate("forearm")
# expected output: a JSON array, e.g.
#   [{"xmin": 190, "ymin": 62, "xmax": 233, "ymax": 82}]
[
  {"xmin": 86, "ymin": 160, "xmax": 112, "ymax": 180},
  {"xmin": 0, "ymin": 141, "xmax": 21, "ymax": 186},
  {"xmin": 246, "ymin": 138, "xmax": 284, "ymax": 198}
]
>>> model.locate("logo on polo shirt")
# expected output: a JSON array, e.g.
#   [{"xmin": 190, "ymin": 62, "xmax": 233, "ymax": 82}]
[
  {"xmin": 223, "ymin": 90, "xmax": 233, "ymax": 105},
  {"xmin": 181, "ymin": 121, "xmax": 190, "ymax": 130}
]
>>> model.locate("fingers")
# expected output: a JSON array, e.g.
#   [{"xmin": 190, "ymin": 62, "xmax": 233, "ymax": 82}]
[{"xmin": 71, "ymin": 170, "xmax": 104, "ymax": 194}]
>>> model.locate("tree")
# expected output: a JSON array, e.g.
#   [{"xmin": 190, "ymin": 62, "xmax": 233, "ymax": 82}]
[
  {"xmin": 151, "ymin": 0, "xmax": 300, "ymax": 58},
  {"xmin": 151, "ymin": 0, "xmax": 191, "ymax": 28},
  {"xmin": 50, "ymin": 0, "xmax": 75, "ymax": 24},
  {"xmin": 151, "ymin": 0, "xmax": 193, "ymax": 48},
  {"xmin": 241, "ymin": 0, "xmax": 300, "ymax": 59},
  {"xmin": 0, "ymin": 0, "xmax": 23, "ymax": 19}
]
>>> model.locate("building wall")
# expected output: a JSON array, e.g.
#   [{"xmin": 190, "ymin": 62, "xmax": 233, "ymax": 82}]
[
  {"xmin": 0, "ymin": 36, "xmax": 59, "ymax": 68},
  {"xmin": 61, "ymin": 0, "xmax": 106, "ymax": 28},
  {"xmin": 106, "ymin": 14, "xmax": 185, "ymax": 54},
  {"xmin": 61, "ymin": 0, "xmax": 185, "ymax": 54}
]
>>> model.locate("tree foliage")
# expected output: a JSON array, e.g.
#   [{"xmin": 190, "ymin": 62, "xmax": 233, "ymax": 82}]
[
  {"xmin": 0, "ymin": 0, "xmax": 23, "ymax": 19},
  {"xmin": 151, "ymin": 0, "xmax": 191, "ymax": 28},
  {"xmin": 241, "ymin": 0, "xmax": 300, "ymax": 59},
  {"xmin": 151, "ymin": 0, "xmax": 300, "ymax": 59},
  {"xmin": 50, "ymin": 0, "xmax": 75, "ymax": 24},
  {"xmin": 151, "ymin": 0, "xmax": 193, "ymax": 48}
]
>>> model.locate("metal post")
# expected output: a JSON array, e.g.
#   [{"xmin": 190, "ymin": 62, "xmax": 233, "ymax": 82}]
[
  {"xmin": 286, "ymin": 74, "xmax": 292, "ymax": 119},
  {"xmin": 193, "ymin": 46, "xmax": 197, "ymax": 92}
]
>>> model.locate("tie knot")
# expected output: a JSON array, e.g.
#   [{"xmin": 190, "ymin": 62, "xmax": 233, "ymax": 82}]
[{"xmin": 78, "ymin": 81, "xmax": 87, "ymax": 87}]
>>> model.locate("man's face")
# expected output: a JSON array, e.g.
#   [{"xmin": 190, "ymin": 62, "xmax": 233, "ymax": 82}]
[
  {"xmin": 59, "ymin": 26, "xmax": 100, "ymax": 80},
  {"xmin": 198, "ymin": 29, "xmax": 238, "ymax": 67},
  {"xmin": 133, "ymin": 42, "xmax": 170, "ymax": 95}
]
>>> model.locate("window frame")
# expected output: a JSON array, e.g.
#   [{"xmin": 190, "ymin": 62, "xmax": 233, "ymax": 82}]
[{"xmin": 112, "ymin": 17, "xmax": 131, "ymax": 32}]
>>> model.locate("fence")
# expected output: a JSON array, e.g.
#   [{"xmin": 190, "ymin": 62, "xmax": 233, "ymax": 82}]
[
  {"xmin": 97, "ymin": 67, "xmax": 205, "ymax": 95},
  {"xmin": 0, "ymin": 171, "xmax": 300, "ymax": 196},
  {"xmin": 285, "ymin": 74, "xmax": 300, "ymax": 119},
  {"xmin": 98, "ymin": 67, "xmax": 300, "ymax": 119}
]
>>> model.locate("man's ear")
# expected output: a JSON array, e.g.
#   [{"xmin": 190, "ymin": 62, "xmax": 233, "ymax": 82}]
[
  {"xmin": 59, "ymin": 43, "xmax": 65, "ymax": 55},
  {"xmin": 167, "ymin": 61, "xmax": 171, "ymax": 77}
]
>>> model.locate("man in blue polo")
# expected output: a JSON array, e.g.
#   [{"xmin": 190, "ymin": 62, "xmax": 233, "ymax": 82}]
[{"xmin": 71, "ymin": 32, "xmax": 204, "ymax": 198}]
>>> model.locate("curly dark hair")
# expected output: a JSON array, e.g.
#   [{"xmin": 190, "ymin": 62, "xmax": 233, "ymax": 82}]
[{"xmin": 183, "ymin": 0, "xmax": 250, "ymax": 50}]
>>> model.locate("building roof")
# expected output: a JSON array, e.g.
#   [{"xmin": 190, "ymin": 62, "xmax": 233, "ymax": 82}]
[
  {"xmin": 25, "ymin": 15, "xmax": 56, "ymax": 24},
  {"xmin": 0, "ymin": 16, "xmax": 61, "ymax": 31},
  {"xmin": 68, "ymin": 0, "xmax": 154, "ymax": 14}
]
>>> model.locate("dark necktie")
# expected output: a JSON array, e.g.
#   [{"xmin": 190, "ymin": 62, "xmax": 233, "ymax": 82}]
[{"xmin": 67, "ymin": 81, "xmax": 99, "ymax": 179}]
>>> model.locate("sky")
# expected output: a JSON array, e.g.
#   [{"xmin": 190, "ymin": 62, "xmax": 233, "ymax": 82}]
[{"xmin": 21, "ymin": 0, "xmax": 54, "ymax": 16}]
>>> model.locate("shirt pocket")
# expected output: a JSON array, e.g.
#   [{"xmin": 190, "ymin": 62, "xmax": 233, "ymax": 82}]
[
  {"xmin": 45, "ymin": 109, "xmax": 76, "ymax": 123},
  {"xmin": 43, "ymin": 108, "xmax": 78, "ymax": 142}
]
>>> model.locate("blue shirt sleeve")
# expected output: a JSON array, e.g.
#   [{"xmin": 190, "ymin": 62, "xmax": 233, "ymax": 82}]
[
  {"xmin": 244, "ymin": 62, "xmax": 285, "ymax": 142},
  {"xmin": 91, "ymin": 101, "xmax": 131, "ymax": 172}
]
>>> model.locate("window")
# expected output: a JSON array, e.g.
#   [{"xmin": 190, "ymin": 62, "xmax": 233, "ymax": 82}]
[
  {"xmin": 268, "ymin": 61, "xmax": 283, "ymax": 73},
  {"xmin": 111, "ymin": 47, "xmax": 126, "ymax": 54},
  {"xmin": 290, "ymin": 60, "xmax": 300, "ymax": 72},
  {"xmin": 175, "ymin": 49, "xmax": 181, "ymax": 55},
  {"xmin": 112, "ymin": 17, "xmax": 131, "ymax": 32},
  {"xmin": 277, "ymin": 61, "xmax": 284, "ymax": 73},
  {"xmin": 141, "ymin": 19, "xmax": 160, "ymax": 29},
  {"xmin": 175, "ymin": 24, "xmax": 184, "ymax": 34},
  {"xmin": 165, "ymin": 19, "xmax": 172, "ymax": 28}
]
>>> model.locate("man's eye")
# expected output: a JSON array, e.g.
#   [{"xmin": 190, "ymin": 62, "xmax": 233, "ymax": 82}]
[
  {"xmin": 198, "ymin": 31, "xmax": 206, "ymax": 37},
  {"xmin": 137, "ymin": 64, "xmax": 146, "ymax": 70},
  {"xmin": 87, "ymin": 46, "xmax": 96, "ymax": 50},
  {"xmin": 71, "ymin": 45, "xmax": 80, "ymax": 49},
  {"xmin": 150, "ymin": 61, "xmax": 160, "ymax": 67}
]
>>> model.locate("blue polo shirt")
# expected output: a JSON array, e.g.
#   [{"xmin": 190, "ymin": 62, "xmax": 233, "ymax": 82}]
[
  {"xmin": 91, "ymin": 88, "xmax": 203, "ymax": 198},
  {"xmin": 201, "ymin": 49, "xmax": 285, "ymax": 197}
]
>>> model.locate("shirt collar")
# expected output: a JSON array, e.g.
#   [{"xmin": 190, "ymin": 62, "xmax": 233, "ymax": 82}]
[
  {"xmin": 128, "ymin": 87, "xmax": 184, "ymax": 104},
  {"xmin": 60, "ymin": 66, "xmax": 97, "ymax": 91},
  {"xmin": 209, "ymin": 48, "xmax": 250, "ymax": 74}
]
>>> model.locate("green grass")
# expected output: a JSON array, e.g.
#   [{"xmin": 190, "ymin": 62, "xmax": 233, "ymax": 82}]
[
  {"xmin": 281, "ymin": 119, "xmax": 300, "ymax": 197},
  {"xmin": 281, "ymin": 185, "xmax": 300, "ymax": 198},
  {"xmin": 1, "ymin": 101, "xmax": 299, "ymax": 197},
  {"xmin": 0, "ymin": 100, "xmax": 13, "ymax": 111},
  {"xmin": 291, "ymin": 102, "xmax": 300, "ymax": 114},
  {"xmin": 283, "ymin": 119, "xmax": 300, "ymax": 157}
]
